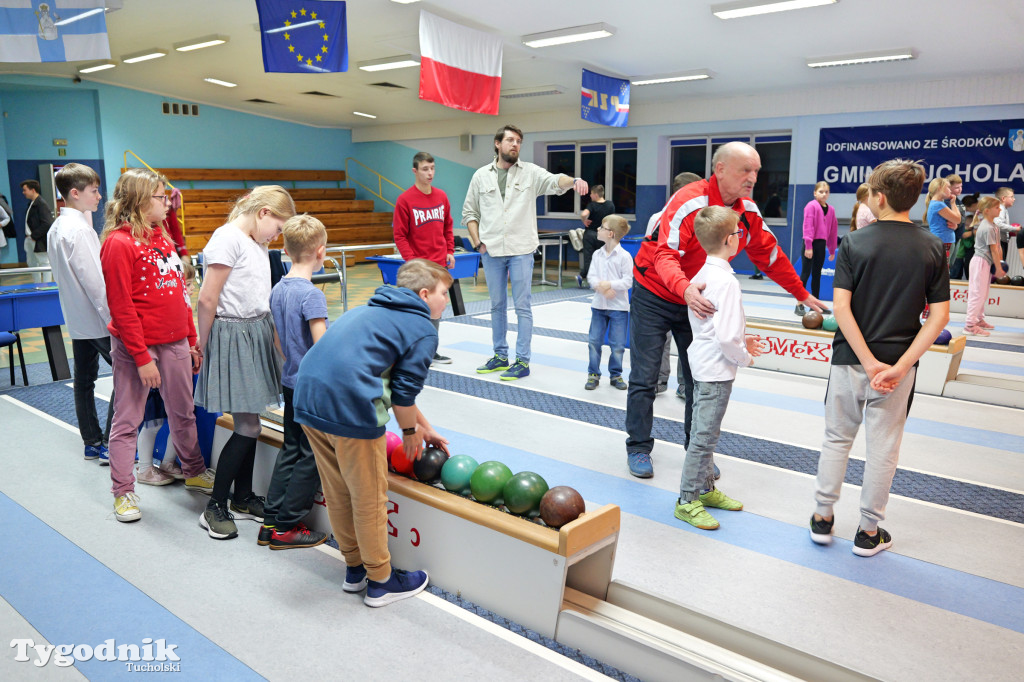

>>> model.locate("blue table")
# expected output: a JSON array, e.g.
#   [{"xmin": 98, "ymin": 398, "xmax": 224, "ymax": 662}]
[
  {"xmin": 366, "ymin": 252, "xmax": 481, "ymax": 316},
  {"xmin": 0, "ymin": 283, "xmax": 71, "ymax": 380}
]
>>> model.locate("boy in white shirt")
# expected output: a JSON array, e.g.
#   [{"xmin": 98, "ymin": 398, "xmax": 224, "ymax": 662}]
[
  {"xmin": 585, "ymin": 215, "xmax": 633, "ymax": 391},
  {"xmin": 46, "ymin": 163, "xmax": 113, "ymax": 462},
  {"xmin": 674, "ymin": 206, "xmax": 762, "ymax": 530}
]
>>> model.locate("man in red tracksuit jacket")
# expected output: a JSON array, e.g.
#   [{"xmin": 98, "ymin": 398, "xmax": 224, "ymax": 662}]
[
  {"xmin": 393, "ymin": 151, "xmax": 455, "ymax": 365},
  {"xmin": 625, "ymin": 142, "xmax": 826, "ymax": 478}
]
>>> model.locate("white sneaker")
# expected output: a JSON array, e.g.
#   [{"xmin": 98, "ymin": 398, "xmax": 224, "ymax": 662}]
[
  {"xmin": 568, "ymin": 228, "xmax": 584, "ymax": 251},
  {"xmin": 114, "ymin": 492, "xmax": 141, "ymax": 522}
]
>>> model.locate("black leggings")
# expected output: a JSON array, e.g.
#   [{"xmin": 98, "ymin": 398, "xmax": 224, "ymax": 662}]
[{"xmin": 800, "ymin": 239, "xmax": 827, "ymax": 298}]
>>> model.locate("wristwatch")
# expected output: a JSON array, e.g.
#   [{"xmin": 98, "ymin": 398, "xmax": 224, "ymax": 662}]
[{"xmin": 402, "ymin": 426, "xmax": 417, "ymax": 436}]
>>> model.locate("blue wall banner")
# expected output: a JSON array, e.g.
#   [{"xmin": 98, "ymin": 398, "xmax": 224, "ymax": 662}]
[
  {"xmin": 817, "ymin": 119, "xmax": 1024, "ymax": 193},
  {"xmin": 581, "ymin": 69, "xmax": 629, "ymax": 128}
]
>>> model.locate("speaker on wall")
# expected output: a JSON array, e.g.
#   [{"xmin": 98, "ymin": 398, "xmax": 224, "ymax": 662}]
[{"xmin": 459, "ymin": 133, "xmax": 472, "ymax": 152}]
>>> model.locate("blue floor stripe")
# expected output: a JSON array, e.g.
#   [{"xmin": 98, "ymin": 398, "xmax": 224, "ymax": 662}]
[
  {"xmin": 961, "ymin": 360, "xmax": 1024, "ymax": 377},
  {"xmin": 409, "ymin": 425, "xmax": 1024, "ymax": 635},
  {"xmin": 0, "ymin": 493, "xmax": 262, "ymax": 681},
  {"xmin": 447, "ymin": 340, "xmax": 1024, "ymax": 455}
]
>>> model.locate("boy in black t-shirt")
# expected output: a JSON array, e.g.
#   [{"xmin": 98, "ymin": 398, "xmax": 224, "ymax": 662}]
[
  {"xmin": 809, "ymin": 159, "xmax": 950, "ymax": 558},
  {"xmin": 577, "ymin": 185, "xmax": 615, "ymax": 287}
]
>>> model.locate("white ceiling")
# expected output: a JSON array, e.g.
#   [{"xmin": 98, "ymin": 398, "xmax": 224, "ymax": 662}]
[{"xmin": 2, "ymin": 0, "xmax": 1023, "ymax": 133}]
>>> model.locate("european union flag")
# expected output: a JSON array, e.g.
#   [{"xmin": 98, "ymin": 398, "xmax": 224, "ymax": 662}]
[
  {"xmin": 256, "ymin": 0, "xmax": 348, "ymax": 73},
  {"xmin": 581, "ymin": 69, "xmax": 630, "ymax": 128}
]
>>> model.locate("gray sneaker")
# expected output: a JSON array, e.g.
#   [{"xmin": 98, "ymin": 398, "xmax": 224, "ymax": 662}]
[
  {"xmin": 200, "ymin": 499, "xmax": 238, "ymax": 540},
  {"xmin": 794, "ymin": 304, "xmax": 807, "ymax": 316},
  {"xmin": 585, "ymin": 373, "xmax": 599, "ymax": 390}
]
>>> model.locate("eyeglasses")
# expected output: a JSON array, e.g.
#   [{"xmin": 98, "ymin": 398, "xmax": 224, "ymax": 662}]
[
  {"xmin": 730, "ymin": 227, "xmax": 746, "ymax": 239},
  {"xmin": 151, "ymin": 194, "xmax": 171, "ymax": 203}
]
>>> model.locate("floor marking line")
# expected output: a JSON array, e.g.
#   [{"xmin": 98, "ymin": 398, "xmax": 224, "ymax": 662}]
[{"xmin": 1, "ymin": 395, "xmax": 81, "ymax": 434}]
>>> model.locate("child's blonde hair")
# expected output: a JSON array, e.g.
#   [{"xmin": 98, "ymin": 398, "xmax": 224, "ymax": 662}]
[
  {"xmin": 227, "ymin": 185, "xmax": 296, "ymax": 223},
  {"xmin": 814, "ymin": 180, "xmax": 830, "ymax": 194},
  {"xmin": 601, "ymin": 214, "xmax": 630, "ymax": 240},
  {"xmin": 694, "ymin": 206, "xmax": 739, "ymax": 252},
  {"xmin": 101, "ymin": 168, "xmax": 171, "ymax": 245},
  {"xmin": 850, "ymin": 183, "xmax": 870, "ymax": 231},
  {"xmin": 971, "ymin": 196, "xmax": 1001, "ymax": 229},
  {"xmin": 995, "ymin": 186, "xmax": 1014, "ymax": 201},
  {"xmin": 182, "ymin": 260, "xmax": 196, "ymax": 283},
  {"xmin": 922, "ymin": 177, "xmax": 950, "ymax": 223},
  {"xmin": 282, "ymin": 214, "xmax": 327, "ymax": 262},
  {"xmin": 396, "ymin": 258, "xmax": 453, "ymax": 293}
]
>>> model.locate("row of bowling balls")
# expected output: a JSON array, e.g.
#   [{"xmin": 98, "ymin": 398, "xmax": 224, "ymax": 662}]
[
  {"xmin": 991, "ymin": 261, "xmax": 1024, "ymax": 286},
  {"xmin": 804, "ymin": 311, "xmax": 953, "ymax": 345},
  {"xmin": 385, "ymin": 432, "xmax": 584, "ymax": 529}
]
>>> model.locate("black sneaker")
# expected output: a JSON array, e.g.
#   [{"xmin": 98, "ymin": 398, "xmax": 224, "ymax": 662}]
[
  {"xmin": 809, "ymin": 515, "xmax": 834, "ymax": 545},
  {"xmin": 257, "ymin": 524, "xmax": 274, "ymax": 546},
  {"xmin": 229, "ymin": 493, "xmax": 266, "ymax": 522},
  {"xmin": 585, "ymin": 373, "xmax": 599, "ymax": 390},
  {"xmin": 749, "ymin": 272, "xmax": 764, "ymax": 280},
  {"xmin": 655, "ymin": 383, "xmax": 668, "ymax": 394},
  {"xmin": 199, "ymin": 499, "xmax": 237, "ymax": 540},
  {"xmin": 431, "ymin": 353, "xmax": 452, "ymax": 365},
  {"xmin": 364, "ymin": 568, "xmax": 429, "ymax": 607},
  {"xmin": 853, "ymin": 527, "xmax": 892, "ymax": 557},
  {"xmin": 269, "ymin": 523, "xmax": 328, "ymax": 550},
  {"xmin": 610, "ymin": 376, "xmax": 627, "ymax": 390}
]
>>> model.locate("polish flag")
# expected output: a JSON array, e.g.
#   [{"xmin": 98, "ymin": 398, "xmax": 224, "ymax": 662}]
[{"xmin": 419, "ymin": 11, "xmax": 502, "ymax": 115}]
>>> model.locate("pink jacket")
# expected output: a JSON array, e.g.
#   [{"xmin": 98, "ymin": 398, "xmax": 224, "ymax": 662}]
[{"xmin": 802, "ymin": 200, "xmax": 838, "ymax": 255}]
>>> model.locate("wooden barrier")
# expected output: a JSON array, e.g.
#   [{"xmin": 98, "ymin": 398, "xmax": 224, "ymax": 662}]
[
  {"xmin": 746, "ymin": 321, "xmax": 966, "ymax": 397},
  {"xmin": 213, "ymin": 415, "xmax": 620, "ymax": 637},
  {"xmin": 123, "ymin": 168, "xmax": 346, "ymax": 183}
]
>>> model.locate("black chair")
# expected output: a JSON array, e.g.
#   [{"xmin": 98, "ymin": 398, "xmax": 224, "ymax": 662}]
[{"xmin": 1, "ymin": 331, "xmax": 28, "ymax": 386}]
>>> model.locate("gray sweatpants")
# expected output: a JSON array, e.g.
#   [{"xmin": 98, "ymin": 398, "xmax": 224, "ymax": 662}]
[{"xmin": 813, "ymin": 364, "xmax": 916, "ymax": 532}]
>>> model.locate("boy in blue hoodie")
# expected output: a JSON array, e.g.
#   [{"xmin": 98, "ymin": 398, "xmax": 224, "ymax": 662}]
[{"xmin": 294, "ymin": 259, "xmax": 452, "ymax": 607}]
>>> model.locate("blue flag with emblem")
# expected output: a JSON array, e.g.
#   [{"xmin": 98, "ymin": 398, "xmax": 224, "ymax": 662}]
[
  {"xmin": 0, "ymin": 1, "xmax": 109, "ymax": 63},
  {"xmin": 581, "ymin": 69, "xmax": 630, "ymax": 128},
  {"xmin": 256, "ymin": 0, "xmax": 348, "ymax": 73}
]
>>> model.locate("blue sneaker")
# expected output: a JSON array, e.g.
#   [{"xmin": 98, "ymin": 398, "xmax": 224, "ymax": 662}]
[
  {"xmin": 627, "ymin": 452, "xmax": 653, "ymax": 478},
  {"xmin": 499, "ymin": 360, "xmax": 530, "ymax": 381},
  {"xmin": 364, "ymin": 568, "xmax": 429, "ymax": 607},
  {"xmin": 98, "ymin": 446, "xmax": 110, "ymax": 466},
  {"xmin": 84, "ymin": 444, "xmax": 102, "ymax": 461},
  {"xmin": 476, "ymin": 355, "xmax": 510, "ymax": 374},
  {"xmin": 343, "ymin": 564, "xmax": 368, "ymax": 593}
]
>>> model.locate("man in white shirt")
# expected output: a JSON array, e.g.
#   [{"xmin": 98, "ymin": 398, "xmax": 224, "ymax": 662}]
[
  {"xmin": 47, "ymin": 163, "xmax": 113, "ymax": 462},
  {"xmin": 462, "ymin": 124, "xmax": 589, "ymax": 381},
  {"xmin": 673, "ymin": 206, "xmax": 762, "ymax": 531}
]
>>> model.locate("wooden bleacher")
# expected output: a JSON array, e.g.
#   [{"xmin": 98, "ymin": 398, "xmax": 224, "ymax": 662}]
[{"xmin": 128, "ymin": 168, "xmax": 395, "ymax": 262}]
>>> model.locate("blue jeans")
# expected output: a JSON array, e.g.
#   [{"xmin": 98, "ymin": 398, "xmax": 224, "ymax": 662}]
[
  {"xmin": 625, "ymin": 283, "xmax": 695, "ymax": 454},
  {"xmin": 679, "ymin": 380, "xmax": 733, "ymax": 501},
  {"xmin": 588, "ymin": 309, "xmax": 627, "ymax": 377},
  {"xmin": 480, "ymin": 251, "xmax": 534, "ymax": 363}
]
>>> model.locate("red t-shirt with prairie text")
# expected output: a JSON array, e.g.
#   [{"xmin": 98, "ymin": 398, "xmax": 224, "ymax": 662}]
[
  {"xmin": 393, "ymin": 185, "xmax": 454, "ymax": 266},
  {"xmin": 100, "ymin": 224, "xmax": 196, "ymax": 367}
]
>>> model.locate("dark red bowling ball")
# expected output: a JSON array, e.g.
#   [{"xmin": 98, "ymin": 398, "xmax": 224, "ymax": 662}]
[
  {"xmin": 413, "ymin": 446, "xmax": 448, "ymax": 483},
  {"xmin": 802, "ymin": 311, "xmax": 823, "ymax": 329},
  {"xmin": 539, "ymin": 486, "xmax": 585, "ymax": 529},
  {"xmin": 995, "ymin": 275, "xmax": 1011, "ymax": 285}
]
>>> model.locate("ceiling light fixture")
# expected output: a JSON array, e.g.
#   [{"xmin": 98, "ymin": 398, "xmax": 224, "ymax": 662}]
[
  {"xmin": 78, "ymin": 60, "xmax": 116, "ymax": 74},
  {"xmin": 122, "ymin": 49, "xmax": 168, "ymax": 64},
  {"xmin": 353, "ymin": 111, "xmax": 377, "ymax": 119},
  {"xmin": 175, "ymin": 35, "xmax": 229, "ymax": 52},
  {"xmin": 806, "ymin": 48, "xmax": 916, "ymax": 68},
  {"xmin": 500, "ymin": 85, "xmax": 567, "ymax": 99},
  {"xmin": 632, "ymin": 70, "xmax": 713, "ymax": 86},
  {"xmin": 390, "ymin": 0, "xmax": 421, "ymax": 4},
  {"xmin": 357, "ymin": 55, "xmax": 420, "ymax": 72},
  {"xmin": 712, "ymin": 0, "xmax": 836, "ymax": 20},
  {"xmin": 204, "ymin": 77, "xmax": 237, "ymax": 88},
  {"xmin": 522, "ymin": 23, "xmax": 615, "ymax": 48}
]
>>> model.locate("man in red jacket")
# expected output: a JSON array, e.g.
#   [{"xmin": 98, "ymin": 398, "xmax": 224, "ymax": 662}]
[
  {"xmin": 393, "ymin": 151, "xmax": 455, "ymax": 364},
  {"xmin": 625, "ymin": 142, "xmax": 826, "ymax": 478}
]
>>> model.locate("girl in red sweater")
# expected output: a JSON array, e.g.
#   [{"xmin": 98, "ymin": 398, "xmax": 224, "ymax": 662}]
[{"xmin": 100, "ymin": 168, "xmax": 215, "ymax": 523}]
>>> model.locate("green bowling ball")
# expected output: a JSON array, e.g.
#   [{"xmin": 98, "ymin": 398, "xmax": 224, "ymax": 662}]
[
  {"xmin": 440, "ymin": 455, "xmax": 478, "ymax": 495},
  {"xmin": 470, "ymin": 461, "xmax": 513, "ymax": 505},
  {"xmin": 822, "ymin": 316, "xmax": 839, "ymax": 332},
  {"xmin": 502, "ymin": 471, "xmax": 549, "ymax": 515}
]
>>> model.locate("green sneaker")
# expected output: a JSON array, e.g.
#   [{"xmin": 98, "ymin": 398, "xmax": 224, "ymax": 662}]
[
  {"xmin": 674, "ymin": 499, "xmax": 719, "ymax": 530},
  {"xmin": 699, "ymin": 488, "xmax": 743, "ymax": 511},
  {"xmin": 477, "ymin": 355, "xmax": 510, "ymax": 373}
]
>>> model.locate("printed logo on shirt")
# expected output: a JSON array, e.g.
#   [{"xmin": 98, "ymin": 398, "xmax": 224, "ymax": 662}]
[{"xmin": 411, "ymin": 204, "xmax": 446, "ymax": 228}]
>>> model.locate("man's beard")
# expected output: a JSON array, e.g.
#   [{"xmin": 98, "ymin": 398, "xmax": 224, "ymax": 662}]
[{"xmin": 500, "ymin": 150, "xmax": 518, "ymax": 164}]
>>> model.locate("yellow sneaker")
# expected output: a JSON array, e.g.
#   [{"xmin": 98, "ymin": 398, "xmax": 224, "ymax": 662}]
[
  {"xmin": 114, "ymin": 492, "xmax": 141, "ymax": 523},
  {"xmin": 699, "ymin": 488, "xmax": 743, "ymax": 511},
  {"xmin": 185, "ymin": 468, "xmax": 216, "ymax": 495}
]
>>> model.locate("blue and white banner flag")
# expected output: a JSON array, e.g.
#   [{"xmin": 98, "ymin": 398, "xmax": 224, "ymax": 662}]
[
  {"xmin": 581, "ymin": 68, "xmax": 629, "ymax": 128},
  {"xmin": 0, "ymin": 1, "xmax": 109, "ymax": 63},
  {"xmin": 256, "ymin": 0, "xmax": 348, "ymax": 73}
]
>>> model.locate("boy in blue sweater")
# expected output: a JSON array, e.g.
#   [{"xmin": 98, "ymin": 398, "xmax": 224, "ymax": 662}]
[{"xmin": 294, "ymin": 259, "xmax": 452, "ymax": 607}]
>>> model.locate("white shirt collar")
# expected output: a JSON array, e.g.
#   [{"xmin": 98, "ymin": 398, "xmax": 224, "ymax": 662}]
[{"xmin": 704, "ymin": 255, "xmax": 734, "ymax": 272}]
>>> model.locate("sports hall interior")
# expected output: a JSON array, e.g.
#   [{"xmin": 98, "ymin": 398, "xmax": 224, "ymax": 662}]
[{"xmin": 1, "ymin": 1, "xmax": 1022, "ymax": 680}]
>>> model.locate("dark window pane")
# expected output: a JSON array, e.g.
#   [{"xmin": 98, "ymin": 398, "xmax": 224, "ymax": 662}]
[
  {"xmin": 671, "ymin": 145, "xmax": 708, "ymax": 180},
  {"xmin": 547, "ymin": 149, "xmax": 575, "ymax": 213},
  {"xmin": 753, "ymin": 142, "xmax": 791, "ymax": 219},
  {"xmin": 611, "ymin": 149, "xmax": 637, "ymax": 214}
]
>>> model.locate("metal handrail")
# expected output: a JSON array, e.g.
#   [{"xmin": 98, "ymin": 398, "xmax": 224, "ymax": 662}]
[
  {"xmin": 324, "ymin": 242, "xmax": 398, "ymax": 311},
  {"xmin": 123, "ymin": 150, "xmax": 187, "ymax": 237},
  {"xmin": 344, "ymin": 157, "xmax": 403, "ymax": 209}
]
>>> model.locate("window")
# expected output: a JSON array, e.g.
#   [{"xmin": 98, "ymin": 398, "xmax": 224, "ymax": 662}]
[
  {"xmin": 545, "ymin": 141, "xmax": 637, "ymax": 215},
  {"xmin": 669, "ymin": 134, "xmax": 791, "ymax": 222}
]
